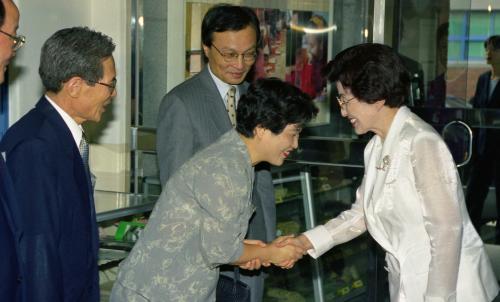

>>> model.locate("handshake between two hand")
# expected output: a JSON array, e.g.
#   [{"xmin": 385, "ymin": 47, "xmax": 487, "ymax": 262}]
[{"xmin": 240, "ymin": 235, "xmax": 312, "ymax": 271}]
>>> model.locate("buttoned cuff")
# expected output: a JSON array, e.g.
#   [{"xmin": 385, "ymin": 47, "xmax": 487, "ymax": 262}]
[{"xmin": 303, "ymin": 225, "xmax": 335, "ymax": 259}]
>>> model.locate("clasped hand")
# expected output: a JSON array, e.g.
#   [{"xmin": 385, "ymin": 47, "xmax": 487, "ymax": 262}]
[{"xmin": 239, "ymin": 235, "xmax": 308, "ymax": 270}]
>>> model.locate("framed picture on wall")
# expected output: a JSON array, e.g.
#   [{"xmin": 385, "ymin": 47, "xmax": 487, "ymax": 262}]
[{"xmin": 185, "ymin": 1, "xmax": 331, "ymax": 126}]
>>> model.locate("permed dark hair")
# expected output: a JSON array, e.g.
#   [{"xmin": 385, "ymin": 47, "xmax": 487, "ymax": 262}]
[
  {"xmin": 236, "ymin": 77, "xmax": 318, "ymax": 137},
  {"xmin": 39, "ymin": 26, "xmax": 115, "ymax": 93},
  {"xmin": 201, "ymin": 4, "xmax": 260, "ymax": 47},
  {"xmin": 323, "ymin": 43, "xmax": 410, "ymax": 108}
]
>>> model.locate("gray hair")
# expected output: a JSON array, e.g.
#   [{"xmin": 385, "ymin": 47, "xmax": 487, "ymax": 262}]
[{"xmin": 39, "ymin": 26, "xmax": 115, "ymax": 92}]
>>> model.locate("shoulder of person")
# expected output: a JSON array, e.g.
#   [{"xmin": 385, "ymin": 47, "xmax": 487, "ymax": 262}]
[
  {"xmin": 0, "ymin": 107, "xmax": 50, "ymax": 152},
  {"xmin": 166, "ymin": 71, "xmax": 214, "ymax": 101},
  {"xmin": 239, "ymin": 81, "xmax": 250, "ymax": 93}
]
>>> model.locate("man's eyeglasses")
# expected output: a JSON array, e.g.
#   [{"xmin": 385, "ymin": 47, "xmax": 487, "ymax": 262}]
[
  {"xmin": 0, "ymin": 30, "xmax": 25, "ymax": 51},
  {"xmin": 88, "ymin": 78, "xmax": 117, "ymax": 94},
  {"xmin": 336, "ymin": 95, "xmax": 356, "ymax": 107},
  {"xmin": 211, "ymin": 44, "xmax": 257, "ymax": 63}
]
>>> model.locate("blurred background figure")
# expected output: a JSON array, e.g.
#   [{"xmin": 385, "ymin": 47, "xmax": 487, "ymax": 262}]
[
  {"xmin": 465, "ymin": 35, "xmax": 500, "ymax": 243},
  {"xmin": 287, "ymin": 14, "xmax": 327, "ymax": 100},
  {"xmin": 427, "ymin": 22, "xmax": 449, "ymax": 108}
]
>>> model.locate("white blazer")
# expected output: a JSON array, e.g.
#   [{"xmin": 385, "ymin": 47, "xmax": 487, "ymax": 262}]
[{"xmin": 305, "ymin": 106, "xmax": 499, "ymax": 302}]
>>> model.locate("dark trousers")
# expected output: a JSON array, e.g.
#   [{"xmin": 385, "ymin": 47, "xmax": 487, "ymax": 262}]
[{"xmin": 465, "ymin": 152, "xmax": 500, "ymax": 243}]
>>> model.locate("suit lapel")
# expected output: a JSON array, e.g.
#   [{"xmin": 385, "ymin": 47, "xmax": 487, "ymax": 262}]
[
  {"xmin": 479, "ymin": 71, "xmax": 500, "ymax": 107},
  {"xmin": 363, "ymin": 107, "xmax": 411, "ymax": 255},
  {"xmin": 198, "ymin": 68, "xmax": 233, "ymax": 133},
  {"xmin": 39, "ymin": 97, "xmax": 92, "ymax": 195},
  {"xmin": 0, "ymin": 157, "xmax": 20, "ymax": 240},
  {"xmin": 362, "ymin": 136, "xmax": 382, "ymax": 210},
  {"xmin": 363, "ymin": 137, "xmax": 396, "ymax": 255},
  {"xmin": 372, "ymin": 107, "xmax": 410, "ymax": 198},
  {"xmin": 37, "ymin": 98, "xmax": 97, "ymax": 250},
  {"xmin": 490, "ymin": 77, "xmax": 500, "ymax": 106},
  {"xmin": 36, "ymin": 98, "xmax": 76, "ymax": 158}
]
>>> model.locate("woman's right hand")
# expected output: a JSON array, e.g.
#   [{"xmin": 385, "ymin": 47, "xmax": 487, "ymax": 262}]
[
  {"xmin": 239, "ymin": 239, "xmax": 271, "ymax": 270},
  {"xmin": 268, "ymin": 238, "xmax": 305, "ymax": 268}
]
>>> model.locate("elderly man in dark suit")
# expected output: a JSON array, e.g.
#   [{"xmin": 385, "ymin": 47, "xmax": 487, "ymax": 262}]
[
  {"xmin": 0, "ymin": 0, "xmax": 23, "ymax": 300},
  {"xmin": 0, "ymin": 27, "xmax": 116, "ymax": 302},
  {"xmin": 156, "ymin": 4, "xmax": 274, "ymax": 301},
  {"xmin": 465, "ymin": 35, "xmax": 500, "ymax": 242}
]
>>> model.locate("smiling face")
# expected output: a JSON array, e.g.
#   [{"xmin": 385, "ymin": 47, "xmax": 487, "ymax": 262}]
[
  {"xmin": 202, "ymin": 26, "xmax": 257, "ymax": 85},
  {"xmin": 257, "ymin": 123, "xmax": 301, "ymax": 166},
  {"xmin": 72, "ymin": 56, "xmax": 117, "ymax": 124},
  {"xmin": 336, "ymin": 81, "xmax": 385, "ymax": 137},
  {"xmin": 0, "ymin": 0, "xmax": 19, "ymax": 84}
]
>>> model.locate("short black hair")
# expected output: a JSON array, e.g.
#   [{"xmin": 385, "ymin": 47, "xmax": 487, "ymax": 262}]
[
  {"xmin": 436, "ymin": 22, "xmax": 449, "ymax": 45},
  {"xmin": 236, "ymin": 77, "xmax": 318, "ymax": 137},
  {"xmin": 324, "ymin": 43, "xmax": 410, "ymax": 108},
  {"xmin": 484, "ymin": 35, "xmax": 500, "ymax": 50},
  {"xmin": 0, "ymin": 1, "xmax": 5, "ymax": 27},
  {"xmin": 201, "ymin": 4, "xmax": 260, "ymax": 47},
  {"xmin": 39, "ymin": 26, "xmax": 115, "ymax": 93}
]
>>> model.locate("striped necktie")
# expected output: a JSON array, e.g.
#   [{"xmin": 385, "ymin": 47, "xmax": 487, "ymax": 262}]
[
  {"xmin": 79, "ymin": 132, "xmax": 90, "ymax": 175},
  {"xmin": 226, "ymin": 86, "xmax": 237, "ymax": 127}
]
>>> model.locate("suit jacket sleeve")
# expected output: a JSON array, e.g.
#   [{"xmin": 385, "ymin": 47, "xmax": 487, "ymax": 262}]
[
  {"xmin": 7, "ymin": 138, "xmax": 64, "ymax": 302},
  {"xmin": 0, "ymin": 157, "xmax": 21, "ymax": 300},
  {"xmin": 157, "ymin": 93, "xmax": 194, "ymax": 186},
  {"xmin": 189, "ymin": 159, "xmax": 251, "ymax": 267},
  {"xmin": 412, "ymin": 132, "xmax": 462, "ymax": 301}
]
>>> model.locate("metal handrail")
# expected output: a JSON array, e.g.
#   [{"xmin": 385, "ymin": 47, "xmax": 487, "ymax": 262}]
[{"xmin": 441, "ymin": 120, "xmax": 473, "ymax": 168}]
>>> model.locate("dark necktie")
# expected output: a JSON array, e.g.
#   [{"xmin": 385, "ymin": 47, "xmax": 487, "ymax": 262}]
[{"xmin": 79, "ymin": 132, "xmax": 90, "ymax": 175}]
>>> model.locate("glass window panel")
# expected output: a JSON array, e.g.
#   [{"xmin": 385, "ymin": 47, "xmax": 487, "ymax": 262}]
[
  {"xmin": 470, "ymin": 12, "xmax": 490, "ymax": 36},
  {"xmin": 468, "ymin": 41, "xmax": 485, "ymax": 60},
  {"xmin": 449, "ymin": 12, "xmax": 465, "ymax": 36},
  {"xmin": 270, "ymin": 163, "xmax": 373, "ymax": 301},
  {"xmin": 494, "ymin": 13, "xmax": 500, "ymax": 34},
  {"xmin": 392, "ymin": 0, "xmax": 500, "ymax": 248},
  {"xmin": 448, "ymin": 41, "xmax": 462, "ymax": 60}
]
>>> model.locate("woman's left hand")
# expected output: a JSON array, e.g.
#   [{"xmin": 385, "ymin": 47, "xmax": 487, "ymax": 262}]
[{"xmin": 239, "ymin": 240, "xmax": 271, "ymax": 270}]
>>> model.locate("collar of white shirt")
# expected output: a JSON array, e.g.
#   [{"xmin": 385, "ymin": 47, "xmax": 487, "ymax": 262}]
[
  {"xmin": 207, "ymin": 64, "xmax": 240, "ymax": 107},
  {"xmin": 45, "ymin": 95, "xmax": 84, "ymax": 148}
]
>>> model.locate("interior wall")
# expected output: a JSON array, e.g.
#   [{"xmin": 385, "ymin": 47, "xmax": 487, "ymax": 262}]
[
  {"xmin": 9, "ymin": 0, "xmax": 91, "ymax": 123},
  {"xmin": 9, "ymin": 0, "xmax": 131, "ymax": 193}
]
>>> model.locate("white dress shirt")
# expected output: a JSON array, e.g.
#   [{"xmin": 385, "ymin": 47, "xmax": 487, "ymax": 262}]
[
  {"xmin": 207, "ymin": 64, "xmax": 240, "ymax": 107},
  {"xmin": 45, "ymin": 95, "xmax": 85, "ymax": 150}
]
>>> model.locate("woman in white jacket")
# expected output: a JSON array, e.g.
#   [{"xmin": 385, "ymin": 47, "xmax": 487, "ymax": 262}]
[{"xmin": 283, "ymin": 43, "xmax": 499, "ymax": 302}]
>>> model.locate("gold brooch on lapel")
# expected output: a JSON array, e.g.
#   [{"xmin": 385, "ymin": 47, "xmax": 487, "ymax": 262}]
[{"xmin": 376, "ymin": 155, "xmax": 391, "ymax": 171}]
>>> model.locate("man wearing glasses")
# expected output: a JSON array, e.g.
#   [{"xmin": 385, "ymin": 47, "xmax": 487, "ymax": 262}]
[
  {"xmin": 0, "ymin": 27, "xmax": 116, "ymax": 302},
  {"xmin": 0, "ymin": 0, "xmax": 22, "ymax": 84},
  {"xmin": 0, "ymin": 1, "xmax": 23, "ymax": 300},
  {"xmin": 156, "ymin": 4, "xmax": 274, "ymax": 302}
]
